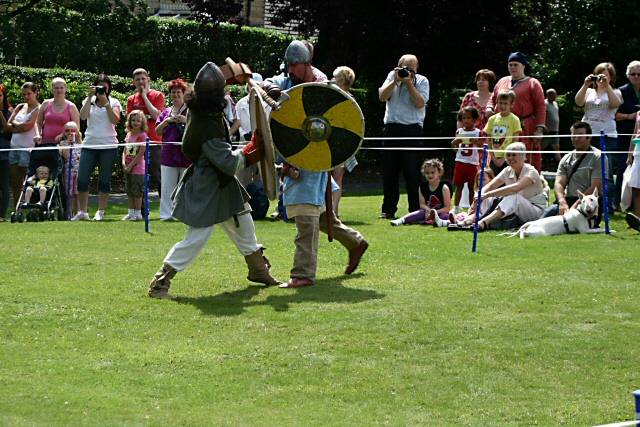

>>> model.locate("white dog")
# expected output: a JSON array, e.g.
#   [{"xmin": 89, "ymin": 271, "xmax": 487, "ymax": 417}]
[{"xmin": 514, "ymin": 189, "xmax": 600, "ymax": 238}]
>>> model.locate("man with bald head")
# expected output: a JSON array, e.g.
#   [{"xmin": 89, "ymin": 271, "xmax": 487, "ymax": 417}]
[{"xmin": 378, "ymin": 54, "xmax": 430, "ymax": 219}]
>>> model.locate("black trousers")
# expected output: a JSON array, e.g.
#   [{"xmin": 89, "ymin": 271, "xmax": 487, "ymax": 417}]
[
  {"xmin": 148, "ymin": 144, "xmax": 162, "ymax": 197},
  {"xmin": 0, "ymin": 159, "xmax": 9, "ymax": 217},
  {"xmin": 381, "ymin": 123, "xmax": 424, "ymax": 215}
]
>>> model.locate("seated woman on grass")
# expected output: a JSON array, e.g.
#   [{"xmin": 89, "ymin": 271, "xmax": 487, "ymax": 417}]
[{"xmin": 470, "ymin": 142, "xmax": 546, "ymax": 231}]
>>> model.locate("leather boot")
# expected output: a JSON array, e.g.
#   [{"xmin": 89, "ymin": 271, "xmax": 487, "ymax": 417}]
[
  {"xmin": 244, "ymin": 248, "xmax": 282, "ymax": 286},
  {"xmin": 148, "ymin": 264, "xmax": 178, "ymax": 299}
]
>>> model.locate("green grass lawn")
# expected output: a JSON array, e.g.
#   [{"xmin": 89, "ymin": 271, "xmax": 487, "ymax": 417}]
[{"xmin": 1, "ymin": 195, "xmax": 639, "ymax": 426}]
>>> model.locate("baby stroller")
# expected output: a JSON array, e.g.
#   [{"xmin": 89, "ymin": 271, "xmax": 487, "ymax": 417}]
[{"xmin": 10, "ymin": 145, "xmax": 64, "ymax": 223}]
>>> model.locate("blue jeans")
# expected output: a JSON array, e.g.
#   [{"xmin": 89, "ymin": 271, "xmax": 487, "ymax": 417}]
[
  {"xmin": 77, "ymin": 148, "xmax": 118, "ymax": 193},
  {"xmin": 602, "ymin": 137, "xmax": 625, "ymax": 209}
]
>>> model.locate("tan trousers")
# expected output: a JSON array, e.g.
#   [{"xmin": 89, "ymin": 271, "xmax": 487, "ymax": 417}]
[{"xmin": 291, "ymin": 212, "xmax": 363, "ymax": 280}]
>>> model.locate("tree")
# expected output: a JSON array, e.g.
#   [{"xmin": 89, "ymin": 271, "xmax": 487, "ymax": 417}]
[{"xmin": 179, "ymin": 0, "xmax": 244, "ymax": 25}]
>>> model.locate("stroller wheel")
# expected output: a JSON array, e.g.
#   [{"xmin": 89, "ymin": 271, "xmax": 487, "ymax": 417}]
[
  {"xmin": 57, "ymin": 209, "xmax": 65, "ymax": 221},
  {"xmin": 49, "ymin": 211, "xmax": 56, "ymax": 221},
  {"xmin": 39, "ymin": 211, "xmax": 47, "ymax": 222},
  {"xmin": 10, "ymin": 212, "xmax": 17, "ymax": 223},
  {"xmin": 17, "ymin": 212, "xmax": 24, "ymax": 223}
]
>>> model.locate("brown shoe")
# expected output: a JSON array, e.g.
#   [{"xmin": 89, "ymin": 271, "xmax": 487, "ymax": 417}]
[
  {"xmin": 148, "ymin": 264, "xmax": 177, "ymax": 300},
  {"xmin": 244, "ymin": 248, "xmax": 282, "ymax": 286},
  {"xmin": 345, "ymin": 240, "xmax": 369, "ymax": 275},
  {"xmin": 278, "ymin": 277, "xmax": 315, "ymax": 288}
]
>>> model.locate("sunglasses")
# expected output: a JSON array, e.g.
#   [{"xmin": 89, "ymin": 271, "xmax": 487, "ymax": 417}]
[
  {"xmin": 505, "ymin": 153, "xmax": 520, "ymax": 157},
  {"xmin": 630, "ymin": 73, "xmax": 640, "ymax": 77}
]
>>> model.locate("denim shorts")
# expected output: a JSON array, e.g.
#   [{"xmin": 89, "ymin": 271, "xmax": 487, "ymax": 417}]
[{"xmin": 9, "ymin": 149, "xmax": 30, "ymax": 168}]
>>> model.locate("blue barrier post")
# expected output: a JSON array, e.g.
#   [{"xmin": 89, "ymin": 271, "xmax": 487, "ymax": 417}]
[
  {"xmin": 599, "ymin": 131, "xmax": 610, "ymax": 234},
  {"xmin": 66, "ymin": 142, "xmax": 74, "ymax": 220},
  {"xmin": 144, "ymin": 138, "xmax": 150, "ymax": 233},
  {"xmin": 634, "ymin": 390, "xmax": 640, "ymax": 420},
  {"xmin": 472, "ymin": 144, "xmax": 489, "ymax": 253}
]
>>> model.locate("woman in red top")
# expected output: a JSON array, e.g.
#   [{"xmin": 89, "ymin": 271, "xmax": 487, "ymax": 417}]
[
  {"xmin": 487, "ymin": 52, "xmax": 546, "ymax": 171},
  {"xmin": 458, "ymin": 69, "xmax": 496, "ymax": 130}
]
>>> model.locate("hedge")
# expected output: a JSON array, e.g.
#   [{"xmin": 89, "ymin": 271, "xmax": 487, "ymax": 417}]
[{"xmin": 2, "ymin": 5, "xmax": 294, "ymax": 82}]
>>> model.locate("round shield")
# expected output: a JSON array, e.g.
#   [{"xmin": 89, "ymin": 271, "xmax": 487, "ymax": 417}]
[{"xmin": 270, "ymin": 82, "xmax": 364, "ymax": 172}]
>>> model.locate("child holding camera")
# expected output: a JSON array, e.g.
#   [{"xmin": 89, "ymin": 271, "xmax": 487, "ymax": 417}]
[{"xmin": 121, "ymin": 110, "xmax": 148, "ymax": 221}]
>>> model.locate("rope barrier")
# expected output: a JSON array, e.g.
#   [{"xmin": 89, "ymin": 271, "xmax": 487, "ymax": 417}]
[{"xmin": 1, "ymin": 137, "xmax": 635, "ymax": 155}]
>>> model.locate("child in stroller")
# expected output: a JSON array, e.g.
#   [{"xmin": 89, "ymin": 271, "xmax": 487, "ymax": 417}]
[
  {"xmin": 23, "ymin": 165, "xmax": 53, "ymax": 207},
  {"xmin": 11, "ymin": 147, "xmax": 64, "ymax": 222}
]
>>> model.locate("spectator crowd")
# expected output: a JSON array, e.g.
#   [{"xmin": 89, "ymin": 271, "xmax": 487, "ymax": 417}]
[{"xmin": 1, "ymin": 50, "xmax": 639, "ymax": 232}]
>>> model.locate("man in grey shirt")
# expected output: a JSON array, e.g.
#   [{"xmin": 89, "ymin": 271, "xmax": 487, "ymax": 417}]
[
  {"xmin": 378, "ymin": 54, "xmax": 430, "ymax": 219},
  {"xmin": 544, "ymin": 88, "xmax": 561, "ymax": 170},
  {"xmin": 548, "ymin": 121, "xmax": 603, "ymax": 227}
]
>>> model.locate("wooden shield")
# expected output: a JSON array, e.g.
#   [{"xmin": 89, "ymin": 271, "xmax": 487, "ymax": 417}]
[
  {"xmin": 249, "ymin": 87, "xmax": 279, "ymax": 200},
  {"xmin": 269, "ymin": 82, "xmax": 364, "ymax": 172}
]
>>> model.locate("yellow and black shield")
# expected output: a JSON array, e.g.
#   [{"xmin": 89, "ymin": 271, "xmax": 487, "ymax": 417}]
[{"xmin": 270, "ymin": 82, "xmax": 365, "ymax": 172}]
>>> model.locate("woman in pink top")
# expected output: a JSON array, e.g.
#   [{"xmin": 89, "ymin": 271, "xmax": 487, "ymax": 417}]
[
  {"xmin": 487, "ymin": 52, "xmax": 546, "ymax": 171},
  {"xmin": 458, "ymin": 69, "xmax": 496, "ymax": 130},
  {"xmin": 34, "ymin": 78, "xmax": 80, "ymax": 147}
]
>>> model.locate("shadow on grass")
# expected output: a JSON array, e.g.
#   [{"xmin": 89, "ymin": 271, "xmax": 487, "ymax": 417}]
[{"xmin": 175, "ymin": 273, "xmax": 385, "ymax": 317}]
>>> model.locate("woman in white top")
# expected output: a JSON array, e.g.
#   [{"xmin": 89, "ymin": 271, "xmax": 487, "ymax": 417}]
[
  {"xmin": 575, "ymin": 62, "xmax": 623, "ymax": 213},
  {"xmin": 474, "ymin": 142, "xmax": 546, "ymax": 231},
  {"xmin": 72, "ymin": 74, "xmax": 122, "ymax": 221},
  {"xmin": 6, "ymin": 82, "xmax": 40, "ymax": 205}
]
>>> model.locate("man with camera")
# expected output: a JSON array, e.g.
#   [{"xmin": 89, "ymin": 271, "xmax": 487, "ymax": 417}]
[
  {"xmin": 378, "ymin": 54, "xmax": 430, "ymax": 219},
  {"xmin": 126, "ymin": 68, "xmax": 165, "ymax": 197}
]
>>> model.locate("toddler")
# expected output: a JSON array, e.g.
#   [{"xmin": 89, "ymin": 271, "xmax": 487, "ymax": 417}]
[
  {"xmin": 122, "ymin": 110, "xmax": 148, "ymax": 221},
  {"xmin": 23, "ymin": 165, "xmax": 53, "ymax": 207},
  {"xmin": 451, "ymin": 106, "xmax": 484, "ymax": 212},
  {"xmin": 59, "ymin": 121, "xmax": 82, "ymax": 215}
]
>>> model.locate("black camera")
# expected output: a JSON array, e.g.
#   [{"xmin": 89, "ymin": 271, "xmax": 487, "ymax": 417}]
[
  {"xmin": 590, "ymin": 75, "xmax": 602, "ymax": 82},
  {"xmin": 397, "ymin": 66, "xmax": 410, "ymax": 78},
  {"xmin": 92, "ymin": 85, "xmax": 106, "ymax": 95}
]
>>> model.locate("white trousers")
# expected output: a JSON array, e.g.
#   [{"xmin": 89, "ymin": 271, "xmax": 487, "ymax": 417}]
[
  {"xmin": 495, "ymin": 194, "xmax": 543, "ymax": 222},
  {"xmin": 163, "ymin": 213, "xmax": 260, "ymax": 271},
  {"xmin": 160, "ymin": 165, "xmax": 187, "ymax": 220}
]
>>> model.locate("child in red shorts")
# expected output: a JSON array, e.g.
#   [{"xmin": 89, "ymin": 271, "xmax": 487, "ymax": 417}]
[{"xmin": 451, "ymin": 106, "xmax": 484, "ymax": 213}]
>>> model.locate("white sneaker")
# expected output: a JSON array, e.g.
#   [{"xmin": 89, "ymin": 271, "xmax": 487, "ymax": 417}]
[
  {"xmin": 122, "ymin": 214, "xmax": 133, "ymax": 221},
  {"xmin": 390, "ymin": 218, "xmax": 404, "ymax": 226},
  {"xmin": 70, "ymin": 212, "xmax": 90, "ymax": 221},
  {"xmin": 130, "ymin": 214, "xmax": 144, "ymax": 221},
  {"xmin": 93, "ymin": 210, "xmax": 105, "ymax": 221},
  {"xmin": 428, "ymin": 209, "xmax": 444, "ymax": 227}
]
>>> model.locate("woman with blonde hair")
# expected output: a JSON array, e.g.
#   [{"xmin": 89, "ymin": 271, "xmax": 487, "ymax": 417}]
[{"xmin": 331, "ymin": 65, "xmax": 358, "ymax": 218}]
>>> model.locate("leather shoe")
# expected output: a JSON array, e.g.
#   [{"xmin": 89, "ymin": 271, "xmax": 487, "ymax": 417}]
[
  {"xmin": 278, "ymin": 277, "xmax": 314, "ymax": 288},
  {"xmin": 626, "ymin": 212, "xmax": 640, "ymax": 232},
  {"xmin": 378, "ymin": 212, "xmax": 395, "ymax": 219},
  {"xmin": 345, "ymin": 240, "xmax": 369, "ymax": 275}
]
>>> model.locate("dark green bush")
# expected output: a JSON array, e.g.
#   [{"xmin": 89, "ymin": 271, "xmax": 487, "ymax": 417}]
[{"xmin": 2, "ymin": 5, "xmax": 293, "ymax": 82}]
